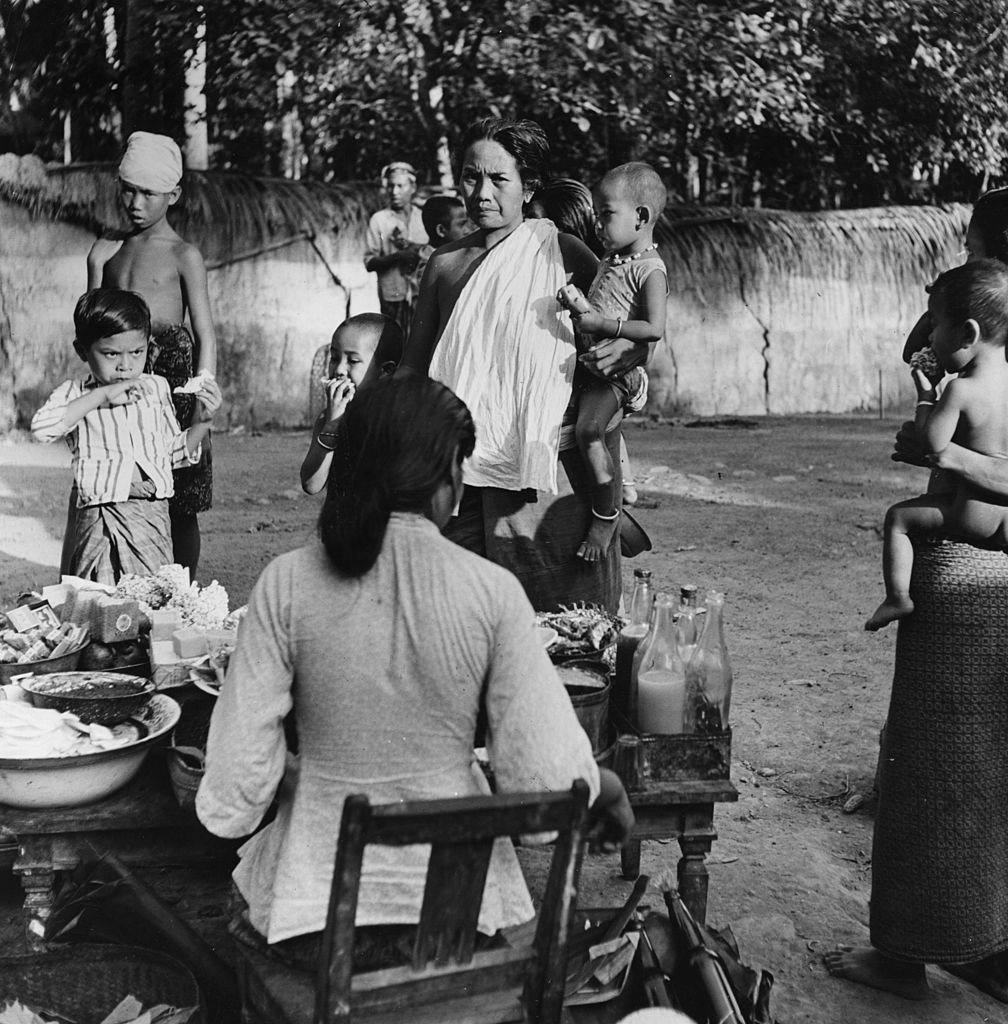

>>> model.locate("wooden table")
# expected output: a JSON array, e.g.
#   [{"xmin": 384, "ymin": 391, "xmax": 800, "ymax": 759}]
[
  {"xmin": 1, "ymin": 756, "xmax": 234, "ymax": 951},
  {"xmin": 622, "ymin": 778, "xmax": 738, "ymax": 925},
  {"xmin": 605, "ymin": 725, "xmax": 739, "ymax": 925}
]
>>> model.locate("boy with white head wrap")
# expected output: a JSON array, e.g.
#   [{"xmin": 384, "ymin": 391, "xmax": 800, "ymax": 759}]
[
  {"xmin": 118, "ymin": 131, "xmax": 183, "ymax": 192},
  {"xmin": 85, "ymin": 130, "xmax": 218, "ymax": 578}
]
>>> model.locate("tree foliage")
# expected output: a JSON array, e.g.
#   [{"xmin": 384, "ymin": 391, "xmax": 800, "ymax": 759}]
[{"xmin": 2, "ymin": 0, "xmax": 1007, "ymax": 208}]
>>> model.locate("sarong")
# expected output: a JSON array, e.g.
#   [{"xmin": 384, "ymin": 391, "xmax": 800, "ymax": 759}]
[
  {"xmin": 67, "ymin": 499, "xmax": 173, "ymax": 585},
  {"xmin": 147, "ymin": 323, "xmax": 213, "ymax": 515},
  {"xmin": 428, "ymin": 219, "xmax": 577, "ymax": 494},
  {"xmin": 445, "ymin": 424, "xmax": 622, "ymax": 615},
  {"xmin": 870, "ymin": 539, "xmax": 1008, "ymax": 963}
]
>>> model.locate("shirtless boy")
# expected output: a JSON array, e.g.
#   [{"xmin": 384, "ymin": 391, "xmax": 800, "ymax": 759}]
[
  {"xmin": 87, "ymin": 131, "xmax": 217, "ymax": 576},
  {"xmin": 866, "ymin": 259, "xmax": 1008, "ymax": 630}
]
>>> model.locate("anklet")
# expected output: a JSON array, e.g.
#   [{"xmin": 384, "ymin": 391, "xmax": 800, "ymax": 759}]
[{"xmin": 592, "ymin": 508, "xmax": 620, "ymax": 521}]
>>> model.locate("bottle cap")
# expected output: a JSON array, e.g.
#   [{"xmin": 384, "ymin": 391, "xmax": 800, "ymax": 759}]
[
  {"xmin": 679, "ymin": 584, "xmax": 697, "ymax": 598},
  {"xmin": 633, "ymin": 569, "xmax": 652, "ymax": 579}
]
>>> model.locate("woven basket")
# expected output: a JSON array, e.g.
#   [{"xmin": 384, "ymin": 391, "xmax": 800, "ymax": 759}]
[{"xmin": 0, "ymin": 944, "xmax": 202, "ymax": 1023}]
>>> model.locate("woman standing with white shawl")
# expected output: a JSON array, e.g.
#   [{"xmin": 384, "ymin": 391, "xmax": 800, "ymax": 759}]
[{"xmin": 401, "ymin": 118, "xmax": 647, "ymax": 612}]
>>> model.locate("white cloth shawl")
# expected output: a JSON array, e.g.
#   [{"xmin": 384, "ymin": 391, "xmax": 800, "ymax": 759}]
[{"xmin": 428, "ymin": 219, "xmax": 577, "ymax": 494}]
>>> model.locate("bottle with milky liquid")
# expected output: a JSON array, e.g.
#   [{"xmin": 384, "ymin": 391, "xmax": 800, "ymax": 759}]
[
  {"xmin": 633, "ymin": 592, "xmax": 687, "ymax": 734},
  {"xmin": 613, "ymin": 568, "xmax": 653, "ymax": 725},
  {"xmin": 684, "ymin": 590, "xmax": 733, "ymax": 735}
]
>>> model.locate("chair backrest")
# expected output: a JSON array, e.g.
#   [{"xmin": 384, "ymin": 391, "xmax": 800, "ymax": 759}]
[{"xmin": 314, "ymin": 779, "xmax": 591, "ymax": 1024}]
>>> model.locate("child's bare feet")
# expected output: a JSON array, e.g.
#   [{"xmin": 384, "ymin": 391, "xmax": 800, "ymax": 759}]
[
  {"xmin": 865, "ymin": 595, "xmax": 915, "ymax": 631},
  {"xmin": 823, "ymin": 946, "xmax": 929, "ymax": 1000},
  {"xmin": 578, "ymin": 511, "xmax": 619, "ymax": 562}
]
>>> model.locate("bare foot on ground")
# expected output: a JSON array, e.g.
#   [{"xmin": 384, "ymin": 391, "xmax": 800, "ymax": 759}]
[
  {"xmin": 823, "ymin": 946, "xmax": 929, "ymax": 1000},
  {"xmin": 865, "ymin": 595, "xmax": 914, "ymax": 631},
  {"xmin": 578, "ymin": 513, "xmax": 619, "ymax": 562},
  {"xmin": 944, "ymin": 955, "xmax": 1008, "ymax": 1003}
]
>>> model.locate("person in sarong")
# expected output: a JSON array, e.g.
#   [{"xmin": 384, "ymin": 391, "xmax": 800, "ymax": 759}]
[
  {"xmin": 400, "ymin": 117, "xmax": 649, "ymax": 613},
  {"xmin": 826, "ymin": 188, "xmax": 1008, "ymax": 1004},
  {"xmin": 31, "ymin": 289, "xmax": 220, "ymax": 586},
  {"xmin": 87, "ymin": 130, "xmax": 218, "ymax": 576}
]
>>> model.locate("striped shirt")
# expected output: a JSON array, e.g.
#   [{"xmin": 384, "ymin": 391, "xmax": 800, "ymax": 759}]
[{"xmin": 31, "ymin": 374, "xmax": 201, "ymax": 508}]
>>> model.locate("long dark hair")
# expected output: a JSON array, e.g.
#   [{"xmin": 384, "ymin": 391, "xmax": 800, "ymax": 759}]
[
  {"xmin": 318, "ymin": 376, "xmax": 476, "ymax": 576},
  {"xmin": 971, "ymin": 188, "xmax": 1008, "ymax": 265},
  {"xmin": 457, "ymin": 117, "xmax": 550, "ymax": 194}
]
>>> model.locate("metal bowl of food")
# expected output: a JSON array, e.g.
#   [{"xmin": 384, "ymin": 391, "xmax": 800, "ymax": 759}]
[
  {"xmin": 19, "ymin": 672, "xmax": 155, "ymax": 725},
  {"xmin": 0, "ymin": 638, "xmax": 88, "ymax": 686},
  {"xmin": 0, "ymin": 693, "xmax": 181, "ymax": 808}
]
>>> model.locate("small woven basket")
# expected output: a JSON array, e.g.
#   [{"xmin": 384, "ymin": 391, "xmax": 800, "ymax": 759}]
[{"xmin": 0, "ymin": 943, "xmax": 202, "ymax": 1023}]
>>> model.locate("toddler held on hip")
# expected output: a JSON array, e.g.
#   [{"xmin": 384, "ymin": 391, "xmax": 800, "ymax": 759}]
[
  {"xmin": 867, "ymin": 260, "xmax": 1008, "ymax": 630},
  {"xmin": 556, "ymin": 163, "xmax": 668, "ymax": 561}
]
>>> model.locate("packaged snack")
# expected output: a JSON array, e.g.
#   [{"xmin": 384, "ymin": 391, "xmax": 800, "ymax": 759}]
[
  {"xmin": 94, "ymin": 595, "xmax": 141, "ymax": 643},
  {"xmin": 173, "ymin": 628, "xmax": 208, "ymax": 660}
]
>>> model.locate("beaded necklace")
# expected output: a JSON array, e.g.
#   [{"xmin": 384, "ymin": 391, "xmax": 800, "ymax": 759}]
[{"xmin": 605, "ymin": 242, "xmax": 659, "ymax": 266}]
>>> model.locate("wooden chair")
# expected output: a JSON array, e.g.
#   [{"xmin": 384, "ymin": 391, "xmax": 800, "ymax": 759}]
[{"xmin": 236, "ymin": 780, "xmax": 591, "ymax": 1024}]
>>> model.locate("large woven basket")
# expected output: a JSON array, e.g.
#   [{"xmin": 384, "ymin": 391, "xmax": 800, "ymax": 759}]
[{"xmin": 0, "ymin": 944, "xmax": 202, "ymax": 1023}]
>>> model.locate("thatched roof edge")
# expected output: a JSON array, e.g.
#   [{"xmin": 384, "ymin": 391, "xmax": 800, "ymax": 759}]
[{"xmin": 2, "ymin": 163, "xmax": 383, "ymax": 261}]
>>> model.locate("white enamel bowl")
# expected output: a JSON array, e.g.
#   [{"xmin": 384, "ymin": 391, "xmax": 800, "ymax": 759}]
[{"xmin": 0, "ymin": 693, "xmax": 181, "ymax": 808}]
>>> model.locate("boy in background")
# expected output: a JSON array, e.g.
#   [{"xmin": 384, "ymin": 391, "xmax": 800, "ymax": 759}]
[
  {"xmin": 87, "ymin": 131, "xmax": 217, "ymax": 577},
  {"xmin": 412, "ymin": 194, "xmax": 471, "ymax": 296},
  {"xmin": 867, "ymin": 260, "xmax": 1008, "ymax": 629},
  {"xmin": 300, "ymin": 314, "xmax": 404, "ymax": 494},
  {"xmin": 364, "ymin": 161, "xmax": 427, "ymax": 341}
]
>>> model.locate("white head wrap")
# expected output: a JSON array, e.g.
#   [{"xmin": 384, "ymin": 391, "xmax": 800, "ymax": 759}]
[{"xmin": 118, "ymin": 132, "xmax": 183, "ymax": 192}]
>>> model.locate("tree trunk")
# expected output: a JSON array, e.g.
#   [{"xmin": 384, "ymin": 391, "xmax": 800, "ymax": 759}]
[
  {"xmin": 103, "ymin": 3, "xmax": 122, "ymax": 144},
  {"xmin": 435, "ymin": 134, "xmax": 453, "ymax": 189},
  {"xmin": 183, "ymin": 3, "xmax": 209, "ymax": 169},
  {"xmin": 121, "ymin": 0, "xmax": 154, "ymax": 136},
  {"xmin": 277, "ymin": 68, "xmax": 303, "ymax": 180}
]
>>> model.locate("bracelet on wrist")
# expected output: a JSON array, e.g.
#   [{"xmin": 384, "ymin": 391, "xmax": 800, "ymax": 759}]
[
  {"xmin": 614, "ymin": 317, "xmax": 623, "ymax": 339},
  {"xmin": 316, "ymin": 434, "xmax": 336, "ymax": 452},
  {"xmin": 916, "ymin": 400, "xmax": 935, "ymax": 408}
]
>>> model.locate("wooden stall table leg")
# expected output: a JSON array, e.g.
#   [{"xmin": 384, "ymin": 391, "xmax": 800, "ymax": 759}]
[
  {"xmin": 620, "ymin": 838, "xmax": 642, "ymax": 880},
  {"xmin": 677, "ymin": 834, "xmax": 712, "ymax": 925},
  {"xmin": 14, "ymin": 837, "xmax": 58, "ymax": 952}
]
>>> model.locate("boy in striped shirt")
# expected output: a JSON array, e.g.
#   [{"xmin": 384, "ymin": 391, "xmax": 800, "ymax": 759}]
[{"xmin": 32, "ymin": 289, "xmax": 221, "ymax": 584}]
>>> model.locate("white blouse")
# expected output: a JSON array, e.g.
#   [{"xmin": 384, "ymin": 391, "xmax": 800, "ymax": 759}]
[{"xmin": 196, "ymin": 514, "xmax": 600, "ymax": 944}]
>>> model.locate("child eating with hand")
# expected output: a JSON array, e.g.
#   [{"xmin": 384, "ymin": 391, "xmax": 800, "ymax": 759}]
[
  {"xmin": 558, "ymin": 162, "xmax": 668, "ymax": 561},
  {"xmin": 300, "ymin": 313, "xmax": 404, "ymax": 494},
  {"xmin": 32, "ymin": 289, "xmax": 221, "ymax": 584},
  {"xmin": 867, "ymin": 259, "xmax": 1008, "ymax": 630}
]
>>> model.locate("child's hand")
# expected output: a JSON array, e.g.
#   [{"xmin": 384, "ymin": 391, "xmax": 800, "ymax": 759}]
[
  {"xmin": 912, "ymin": 367, "xmax": 938, "ymax": 404},
  {"xmin": 104, "ymin": 380, "xmax": 144, "ymax": 407},
  {"xmin": 194, "ymin": 377, "xmax": 223, "ymax": 422},
  {"xmin": 574, "ymin": 309, "xmax": 607, "ymax": 336},
  {"xmin": 324, "ymin": 376, "xmax": 356, "ymax": 421},
  {"xmin": 128, "ymin": 466, "xmax": 156, "ymax": 499}
]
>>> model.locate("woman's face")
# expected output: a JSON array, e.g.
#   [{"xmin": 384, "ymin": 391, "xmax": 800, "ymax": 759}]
[{"xmin": 459, "ymin": 139, "xmax": 529, "ymax": 233}]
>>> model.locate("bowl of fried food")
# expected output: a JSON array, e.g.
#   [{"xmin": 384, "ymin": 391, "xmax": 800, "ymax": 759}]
[{"xmin": 20, "ymin": 672, "xmax": 155, "ymax": 726}]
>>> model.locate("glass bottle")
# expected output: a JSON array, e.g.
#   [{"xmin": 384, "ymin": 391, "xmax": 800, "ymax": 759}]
[
  {"xmin": 634, "ymin": 592, "xmax": 688, "ymax": 734},
  {"xmin": 675, "ymin": 584, "xmax": 700, "ymax": 663},
  {"xmin": 613, "ymin": 569, "xmax": 653, "ymax": 725},
  {"xmin": 684, "ymin": 591, "xmax": 733, "ymax": 735}
]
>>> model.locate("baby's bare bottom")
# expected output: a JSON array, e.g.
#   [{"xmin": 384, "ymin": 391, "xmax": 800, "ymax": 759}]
[{"xmin": 867, "ymin": 493, "xmax": 1008, "ymax": 630}]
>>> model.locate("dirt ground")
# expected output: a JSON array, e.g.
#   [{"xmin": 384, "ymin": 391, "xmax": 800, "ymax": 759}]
[{"xmin": 1, "ymin": 417, "xmax": 1006, "ymax": 1024}]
